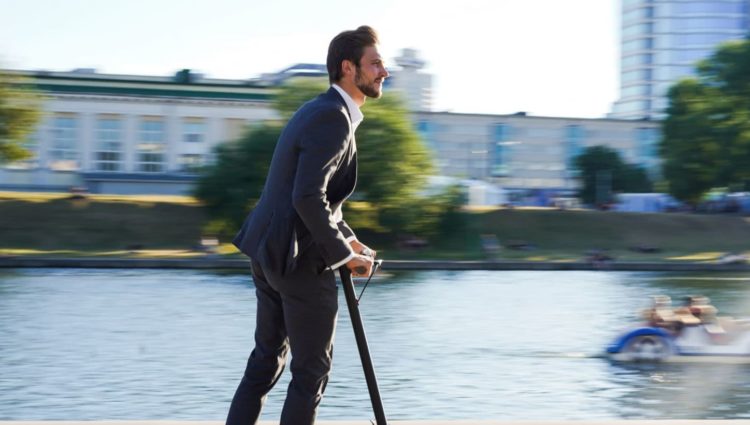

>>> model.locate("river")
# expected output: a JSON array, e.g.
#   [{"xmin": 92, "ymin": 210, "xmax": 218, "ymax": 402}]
[{"xmin": 2, "ymin": 268, "xmax": 750, "ymax": 420}]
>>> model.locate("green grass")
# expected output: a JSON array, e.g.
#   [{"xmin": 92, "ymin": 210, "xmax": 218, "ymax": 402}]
[
  {"xmin": 463, "ymin": 208, "xmax": 750, "ymax": 262},
  {"xmin": 0, "ymin": 192, "xmax": 207, "ymax": 253},
  {"xmin": 1, "ymin": 192, "xmax": 749, "ymax": 262}
]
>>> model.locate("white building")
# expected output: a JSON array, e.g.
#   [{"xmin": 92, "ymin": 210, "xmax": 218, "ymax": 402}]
[
  {"xmin": 414, "ymin": 111, "xmax": 661, "ymax": 203},
  {"xmin": 2, "ymin": 69, "xmax": 274, "ymax": 194},
  {"xmin": 2, "ymin": 60, "xmax": 660, "ymax": 198}
]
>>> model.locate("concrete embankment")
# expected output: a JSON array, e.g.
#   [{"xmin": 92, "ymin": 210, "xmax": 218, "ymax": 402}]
[{"xmin": 1, "ymin": 256, "xmax": 750, "ymax": 272}]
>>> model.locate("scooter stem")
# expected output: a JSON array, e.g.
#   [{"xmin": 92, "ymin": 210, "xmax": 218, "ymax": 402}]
[{"xmin": 339, "ymin": 265, "xmax": 388, "ymax": 425}]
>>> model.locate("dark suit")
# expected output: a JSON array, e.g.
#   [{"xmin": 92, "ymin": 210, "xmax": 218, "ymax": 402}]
[{"xmin": 227, "ymin": 87, "xmax": 358, "ymax": 425}]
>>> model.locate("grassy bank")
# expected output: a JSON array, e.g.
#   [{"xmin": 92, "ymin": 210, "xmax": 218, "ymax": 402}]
[
  {"xmin": 0, "ymin": 192, "xmax": 209, "ymax": 257},
  {"xmin": 450, "ymin": 208, "xmax": 750, "ymax": 262},
  {"xmin": 1, "ymin": 192, "xmax": 749, "ymax": 262}
]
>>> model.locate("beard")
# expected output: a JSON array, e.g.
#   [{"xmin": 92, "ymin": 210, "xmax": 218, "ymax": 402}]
[{"xmin": 355, "ymin": 67, "xmax": 382, "ymax": 99}]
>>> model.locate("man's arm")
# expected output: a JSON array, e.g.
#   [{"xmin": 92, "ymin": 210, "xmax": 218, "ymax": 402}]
[
  {"xmin": 291, "ymin": 108, "xmax": 357, "ymax": 268},
  {"xmin": 338, "ymin": 220, "xmax": 357, "ymax": 241}
]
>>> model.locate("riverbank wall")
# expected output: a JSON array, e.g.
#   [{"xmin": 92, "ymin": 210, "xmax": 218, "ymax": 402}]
[{"xmin": 1, "ymin": 256, "xmax": 749, "ymax": 272}]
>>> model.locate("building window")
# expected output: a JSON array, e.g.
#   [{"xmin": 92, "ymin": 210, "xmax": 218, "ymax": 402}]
[
  {"xmin": 183, "ymin": 118, "xmax": 205, "ymax": 143},
  {"xmin": 622, "ymin": 53, "xmax": 653, "ymax": 68},
  {"xmin": 491, "ymin": 123, "xmax": 513, "ymax": 177},
  {"xmin": 673, "ymin": 17, "xmax": 745, "ymax": 31},
  {"xmin": 622, "ymin": 69, "xmax": 644, "ymax": 83},
  {"xmin": 655, "ymin": 65, "xmax": 694, "ymax": 81},
  {"xmin": 623, "ymin": 8, "xmax": 643, "ymax": 23},
  {"xmin": 671, "ymin": 49, "xmax": 709, "ymax": 64},
  {"xmin": 623, "ymin": 22, "xmax": 653, "ymax": 38},
  {"xmin": 623, "ymin": 0, "xmax": 645, "ymax": 8},
  {"xmin": 137, "ymin": 117, "xmax": 166, "ymax": 173},
  {"xmin": 49, "ymin": 115, "xmax": 79, "ymax": 171},
  {"xmin": 622, "ymin": 84, "xmax": 652, "ymax": 98},
  {"xmin": 623, "ymin": 6, "xmax": 655, "ymax": 22},
  {"xmin": 94, "ymin": 116, "xmax": 123, "ymax": 172},
  {"xmin": 636, "ymin": 127, "xmax": 659, "ymax": 161},
  {"xmin": 416, "ymin": 120, "xmax": 438, "ymax": 151},
  {"xmin": 565, "ymin": 125, "xmax": 585, "ymax": 170},
  {"xmin": 623, "ymin": 38, "xmax": 654, "ymax": 53},
  {"xmin": 676, "ymin": 2, "xmax": 746, "ymax": 15},
  {"xmin": 674, "ymin": 33, "xmax": 734, "ymax": 47}
]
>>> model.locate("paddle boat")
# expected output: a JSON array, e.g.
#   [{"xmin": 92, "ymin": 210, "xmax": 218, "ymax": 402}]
[{"xmin": 607, "ymin": 295, "xmax": 750, "ymax": 362}]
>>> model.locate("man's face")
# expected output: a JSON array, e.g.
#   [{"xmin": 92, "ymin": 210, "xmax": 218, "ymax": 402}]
[{"xmin": 354, "ymin": 45, "xmax": 389, "ymax": 99}]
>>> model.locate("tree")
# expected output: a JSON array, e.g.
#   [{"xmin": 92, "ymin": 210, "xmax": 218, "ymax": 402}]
[
  {"xmin": 193, "ymin": 122, "xmax": 281, "ymax": 234},
  {"xmin": 273, "ymin": 78, "xmax": 325, "ymax": 121},
  {"xmin": 358, "ymin": 93, "xmax": 432, "ymax": 205},
  {"xmin": 0, "ymin": 71, "xmax": 42, "ymax": 163},
  {"xmin": 573, "ymin": 145, "xmax": 653, "ymax": 205},
  {"xmin": 661, "ymin": 37, "xmax": 750, "ymax": 203},
  {"xmin": 195, "ymin": 79, "xmax": 435, "ymax": 236}
]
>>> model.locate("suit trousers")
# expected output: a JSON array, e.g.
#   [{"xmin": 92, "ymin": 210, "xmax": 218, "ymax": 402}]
[{"xmin": 225, "ymin": 249, "xmax": 339, "ymax": 425}]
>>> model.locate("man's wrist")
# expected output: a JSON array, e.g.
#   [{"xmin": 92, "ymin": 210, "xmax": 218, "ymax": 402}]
[{"xmin": 330, "ymin": 251, "xmax": 357, "ymax": 270}]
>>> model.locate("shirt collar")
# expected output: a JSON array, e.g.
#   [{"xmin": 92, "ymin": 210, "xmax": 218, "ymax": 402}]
[{"xmin": 332, "ymin": 84, "xmax": 364, "ymax": 130}]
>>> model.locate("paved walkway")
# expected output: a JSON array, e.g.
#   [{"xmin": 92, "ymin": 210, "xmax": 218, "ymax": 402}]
[{"xmin": 1, "ymin": 420, "xmax": 747, "ymax": 424}]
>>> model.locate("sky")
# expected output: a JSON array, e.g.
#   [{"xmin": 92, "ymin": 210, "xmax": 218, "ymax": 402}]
[{"xmin": 0, "ymin": 0, "xmax": 620, "ymax": 118}]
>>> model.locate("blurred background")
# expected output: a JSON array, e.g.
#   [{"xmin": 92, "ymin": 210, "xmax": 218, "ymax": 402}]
[{"xmin": 3, "ymin": 0, "xmax": 750, "ymax": 421}]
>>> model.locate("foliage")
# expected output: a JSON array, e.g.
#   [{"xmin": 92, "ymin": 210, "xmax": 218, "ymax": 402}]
[
  {"xmin": 272, "ymin": 78, "xmax": 327, "ymax": 121},
  {"xmin": 0, "ymin": 71, "xmax": 42, "ymax": 163},
  {"xmin": 573, "ymin": 145, "xmax": 653, "ymax": 205},
  {"xmin": 193, "ymin": 122, "xmax": 281, "ymax": 234},
  {"xmin": 661, "ymin": 37, "xmax": 750, "ymax": 203},
  {"xmin": 195, "ymin": 79, "xmax": 439, "ymax": 237},
  {"xmin": 358, "ymin": 93, "xmax": 433, "ymax": 205},
  {"xmin": 379, "ymin": 184, "xmax": 464, "ymax": 237}
]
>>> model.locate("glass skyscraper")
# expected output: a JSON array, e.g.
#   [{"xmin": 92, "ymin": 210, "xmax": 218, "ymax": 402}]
[{"xmin": 612, "ymin": 0, "xmax": 750, "ymax": 120}]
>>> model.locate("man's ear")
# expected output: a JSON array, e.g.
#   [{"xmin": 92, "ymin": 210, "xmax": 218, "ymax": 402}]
[{"xmin": 342, "ymin": 59, "xmax": 355, "ymax": 78}]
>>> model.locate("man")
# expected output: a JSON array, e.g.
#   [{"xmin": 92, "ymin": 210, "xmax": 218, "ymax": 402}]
[{"xmin": 226, "ymin": 25, "xmax": 388, "ymax": 425}]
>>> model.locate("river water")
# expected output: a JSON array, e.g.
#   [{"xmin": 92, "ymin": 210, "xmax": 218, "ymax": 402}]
[{"xmin": 2, "ymin": 268, "xmax": 750, "ymax": 420}]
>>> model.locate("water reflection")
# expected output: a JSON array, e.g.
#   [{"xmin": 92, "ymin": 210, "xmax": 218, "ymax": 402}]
[
  {"xmin": 2, "ymin": 269, "xmax": 750, "ymax": 420},
  {"xmin": 607, "ymin": 362, "xmax": 750, "ymax": 418}
]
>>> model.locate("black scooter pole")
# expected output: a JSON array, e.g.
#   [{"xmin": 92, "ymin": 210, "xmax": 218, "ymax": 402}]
[{"xmin": 339, "ymin": 265, "xmax": 388, "ymax": 425}]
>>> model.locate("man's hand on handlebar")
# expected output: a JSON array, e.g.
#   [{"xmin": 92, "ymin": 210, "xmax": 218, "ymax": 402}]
[
  {"xmin": 350, "ymin": 240, "xmax": 377, "ymax": 259},
  {"xmin": 346, "ymin": 254, "xmax": 374, "ymax": 277}
]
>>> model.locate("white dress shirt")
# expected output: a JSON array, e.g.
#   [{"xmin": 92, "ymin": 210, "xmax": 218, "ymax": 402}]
[{"xmin": 328, "ymin": 84, "xmax": 363, "ymax": 270}]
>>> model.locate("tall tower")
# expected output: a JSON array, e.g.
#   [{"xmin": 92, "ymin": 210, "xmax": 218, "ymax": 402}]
[
  {"xmin": 611, "ymin": 0, "xmax": 750, "ymax": 120},
  {"xmin": 390, "ymin": 48, "xmax": 433, "ymax": 111}
]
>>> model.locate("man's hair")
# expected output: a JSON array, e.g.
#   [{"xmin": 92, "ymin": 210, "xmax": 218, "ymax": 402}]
[{"xmin": 327, "ymin": 25, "xmax": 379, "ymax": 84}]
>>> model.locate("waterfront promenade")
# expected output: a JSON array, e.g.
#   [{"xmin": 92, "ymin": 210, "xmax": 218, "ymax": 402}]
[{"xmin": 1, "ymin": 421, "xmax": 747, "ymax": 425}]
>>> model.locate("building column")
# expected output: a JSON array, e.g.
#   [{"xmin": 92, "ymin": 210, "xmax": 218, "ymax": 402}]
[
  {"xmin": 35, "ymin": 116, "xmax": 50, "ymax": 171},
  {"xmin": 79, "ymin": 112, "xmax": 94, "ymax": 172},
  {"xmin": 123, "ymin": 114, "xmax": 137, "ymax": 172},
  {"xmin": 165, "ymin": 106, "xmax": 180, "ymax": 173},
  {"xmin": 207, "ymin": 115, "xmax": 222, "ymax": 165}
]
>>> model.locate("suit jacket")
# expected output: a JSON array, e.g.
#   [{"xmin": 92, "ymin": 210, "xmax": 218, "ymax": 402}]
[{"xmin": 232, "ymin": 87, "xmax": 358, "ymax": 275}]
